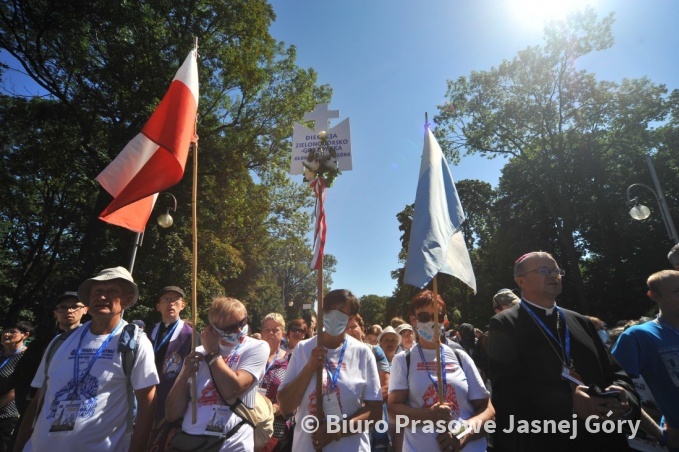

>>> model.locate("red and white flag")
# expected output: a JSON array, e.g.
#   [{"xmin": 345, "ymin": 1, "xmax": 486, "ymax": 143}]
[
  {"xmin": 310, "ymin": 178, "xmax": 326, "ymax": 270},
  {"xmin": 96, "ymin": 50, "xmax": 199, "ymax": 233}
]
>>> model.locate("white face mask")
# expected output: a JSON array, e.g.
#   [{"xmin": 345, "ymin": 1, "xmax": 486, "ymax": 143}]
[
  {"xmin": 214, "ymin": 323, "xmax": 248, "ymax": 347},
  {"xmin": 323, "ymin": 310, "xmax": 349, "ymax": 336},
  {"xmin": 417, "ymin": 321, "xmax": 444, "ymax": 342}
]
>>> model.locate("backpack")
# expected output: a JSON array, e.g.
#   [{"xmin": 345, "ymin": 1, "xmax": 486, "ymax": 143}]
[{"xmin": 38, "ymin": 322, "xmax": 142, "ymax": 429}]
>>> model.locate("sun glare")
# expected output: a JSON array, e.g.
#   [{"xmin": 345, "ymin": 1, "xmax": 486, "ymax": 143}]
[{"xmin": 509, "ymin": 0, "xmax": 596, "ymax": 30}]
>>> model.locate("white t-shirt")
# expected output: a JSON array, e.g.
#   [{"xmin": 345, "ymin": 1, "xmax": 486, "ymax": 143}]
[
  {"xmin": 389, "ymin": 345, "xmax": 489, "ymax": 452},
  {"xmin": 26, "ymin": 320, "xmax": 159, "ymax": 451},
  {"xmin": 278, "ymin": 335, "xmax": 382, "ymax": 452},
  {"xmin": 180, "ymin": 337, "xmax": 269, "ymax": 452}
]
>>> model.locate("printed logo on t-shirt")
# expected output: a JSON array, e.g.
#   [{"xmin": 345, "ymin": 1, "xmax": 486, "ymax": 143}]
[
  {"xmin": 659, "ymin": 345, "xmax": 679, "ymax": 386},
  {"xmin": 307, "ymin": 384, "xmax": 344, "ymax": 417},
  {"xmin": 416, "ymin": 361, "xmax": 457, "ymax": 372},
  {"xmin": 48, "ymin": 347, "xmax": 113, "ymax": 420},
  {"xmin": 198, "ymin": 380, "xmax": 222, "ymax": 407},
  {"xmin": 421, "ymin": 383, "xmax": 460, "ymax": 417}
]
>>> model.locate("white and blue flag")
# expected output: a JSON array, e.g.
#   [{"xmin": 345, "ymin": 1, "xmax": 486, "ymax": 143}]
[{"xmin": 403, "ymin": 125, "xmax": 477, "ymax": 293}]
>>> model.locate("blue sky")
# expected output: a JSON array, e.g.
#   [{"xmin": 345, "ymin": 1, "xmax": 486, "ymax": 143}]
[
  {"xmin": 2, "ymin": 1, "xmax": 678, "ymax": 300},
  {"xmin": 269, "ymin": 0, "xmax": 679, "ymax": 298}
]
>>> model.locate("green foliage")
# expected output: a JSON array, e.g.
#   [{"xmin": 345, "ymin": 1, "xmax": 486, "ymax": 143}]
[
  {"xmin": 358, "ymin": 294, "xmax": 389, "ymax": 328},
  {"xmin": 0, "ymin": 0, "xmax": 335, "ymax": 328},
  {"xmin": 392, "ymin": 8, "xmax": 679, "ymax": 327}
]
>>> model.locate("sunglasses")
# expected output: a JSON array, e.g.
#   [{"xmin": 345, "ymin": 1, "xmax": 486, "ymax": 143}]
[
  {"xmin": 212, "ymin": 316, "xmax": 248, "ymax": 335},
  {"xmin": 289, "ymin": 327, "xmax": 307, "ymax": 334},
  {"xmin": 415, "ymin": 312, "xmax": 445, "ymax": 323}
]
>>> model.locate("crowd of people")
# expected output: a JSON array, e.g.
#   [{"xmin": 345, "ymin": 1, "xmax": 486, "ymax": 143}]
[{"xmin": 0, "ymin": 245, "xmax": 677, "ymax": 451}]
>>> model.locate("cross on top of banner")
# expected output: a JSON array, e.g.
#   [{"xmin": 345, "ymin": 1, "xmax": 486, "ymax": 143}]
[{"xmin": 304, "ymin": 104, "xmax": 339, "ymax": 132}]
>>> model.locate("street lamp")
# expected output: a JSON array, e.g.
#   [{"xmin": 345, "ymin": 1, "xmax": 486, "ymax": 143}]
[
  {"xmin": 157, "ymin": 192, "xmax": 178, "ymax": 228},
  {"xmin": 626, "ymin": 154, "xmax": 678, "ymax": 244}
]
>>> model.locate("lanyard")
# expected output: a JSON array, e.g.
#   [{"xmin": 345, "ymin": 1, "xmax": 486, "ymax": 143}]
[
  {"xmin": 260, "ymin": 349, "xmax": 283, "ymax": 386},
  {"xmin": 154, "ymin": 321, "xmax": 179, "ymax": 353},
  {"xmin": 0, "ymin": 346, "xmax": 25, "ymax": 372},
  {"xmin": 225, "ymin": 343, "xmax": 243, "ymax": 369},
  {"xmin": 73, "ymin": 320, "xmax": 123, "ymax": 391},
  {"xmin": 416, "ymin": 344, "xmax": 447, "ymax": 395},
  {"xmin": 325, "ymin": 338, "xmax": 347, "ymax": 391},
  {"xmin": 521, "ymin": 301, "xmax": 571, "ymax": 364},
  {"xmin": 657, "ymin": 315, "xmax": 679, "ymax": 338}
]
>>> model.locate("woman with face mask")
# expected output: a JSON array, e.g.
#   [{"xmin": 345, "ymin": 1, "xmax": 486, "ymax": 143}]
[
  {"xmin": 165, "ymin": 297, "xmax": 269, "ymax": 451},
  {"xmin": 388, "ymin": 290, "xmax": 495, "ymax": 452},
  {"xmin": 277, "ymin": 289, "xmax": 383, "ymax": 451}
]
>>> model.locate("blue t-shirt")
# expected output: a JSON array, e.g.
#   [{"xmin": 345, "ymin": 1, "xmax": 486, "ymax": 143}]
[
  {"xmin": 612, "ymin": 319, "xmax": 679, "ymax": 428},
  {"xmin": 372, "ymin": 345, "xmax": 390, "ymax": 373}
]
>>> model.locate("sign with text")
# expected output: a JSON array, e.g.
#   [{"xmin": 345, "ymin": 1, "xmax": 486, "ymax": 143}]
[{"xmin": 290, "ymin": 104, "xmax": 352, "ymax": 175}]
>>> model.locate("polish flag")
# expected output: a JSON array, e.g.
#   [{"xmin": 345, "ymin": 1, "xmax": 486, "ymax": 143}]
[{"xmin": 96, "ymin": 50, "xmax": 199, "ymax": 233}]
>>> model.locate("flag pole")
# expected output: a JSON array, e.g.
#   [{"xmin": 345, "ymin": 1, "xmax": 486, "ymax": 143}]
[
  {"xmin": 425, "ymin": 112, "xmax": 444, "ymax": 404},
  {"xmin": 315, "ymin": 252, "xmax": 324, "ymax": 451},
  {"xmin": 190, "ymin": 37, "xmax": 199, "ymax": 424},
  {"xmin": 432, "ymin": 275, "xmax": 444, "ymax": 403},
  {"xmin": 128, "ymin": 231, "xmax": 144, "ymax": 275}
]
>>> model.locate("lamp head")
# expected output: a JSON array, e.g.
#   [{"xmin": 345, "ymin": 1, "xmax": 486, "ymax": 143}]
[
  {"xmin": 629, "ymin": 204, "xmax": 651, "ymax": 221},
  {"xmin": 157, "ymin": 210, "xmax": 174, "ymax": 228}
]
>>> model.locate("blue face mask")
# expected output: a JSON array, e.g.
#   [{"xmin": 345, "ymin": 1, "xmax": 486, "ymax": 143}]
[{"xmin": 323, "ymin": 310, "xmax": 349, "ymax": 336}]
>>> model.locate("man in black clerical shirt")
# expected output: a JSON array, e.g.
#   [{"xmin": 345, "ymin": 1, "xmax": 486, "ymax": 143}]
[
  {"xmin": 488, "ymin": 251, "xmax": 640, "ymax": 452},
  {"xmin": 147, "ymin": 286, "xmax": 193, "ymax": 452}
]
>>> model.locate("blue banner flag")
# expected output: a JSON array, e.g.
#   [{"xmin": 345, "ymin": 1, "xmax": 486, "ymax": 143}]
[{"xmin": 403, "ymin": 125, "xmax": 477, "ymax": 292}]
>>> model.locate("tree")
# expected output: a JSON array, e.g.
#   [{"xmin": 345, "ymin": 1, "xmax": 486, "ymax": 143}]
[
  {"xmin": 0, "ymin": 0, "xmax": 334, "ymax": 326},
  {"xmin": 359, "ymin": 295, "xmax": 389, "ymax": 328},
  {"xmin": 434, "ymin": 7, "xmax": 672, "ymax": 315}
]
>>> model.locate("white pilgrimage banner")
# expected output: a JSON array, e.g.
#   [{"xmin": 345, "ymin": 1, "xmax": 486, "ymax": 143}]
[{"xmin": 290, "ymin": 103, "xmax": 352, "ymax": 175}]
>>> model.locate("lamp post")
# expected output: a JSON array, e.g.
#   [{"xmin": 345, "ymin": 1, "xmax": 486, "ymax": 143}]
[
  {"xmin": 129, "ymin": 192, "xmax": 179, "ymax": 274},
  {"xmin": 157, "ymin": 192, "xmax": 178, "ymax": 228},
  {"xmin": 626, "ymin": 154, "xmax": 678, "ymax": 245}
]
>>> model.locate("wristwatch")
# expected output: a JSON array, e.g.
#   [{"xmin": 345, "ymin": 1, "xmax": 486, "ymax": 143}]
[{"xmin": 204, "ymin": 350, "xmax": 220, "ymax": 365}]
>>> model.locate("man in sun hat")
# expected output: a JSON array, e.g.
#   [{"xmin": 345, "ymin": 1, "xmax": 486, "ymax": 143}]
[{"xmin": 15, "ymin": 267, "xmax": 159, "ymax": 452}]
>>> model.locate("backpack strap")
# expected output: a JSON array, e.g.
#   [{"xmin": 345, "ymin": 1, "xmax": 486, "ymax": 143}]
[
  {"xmin": 118, "ymin": 322, "xmax": 142, "ymax": 430},
  {"xmin": 405, "ymin": 348, "xmax": 411, "ymax": 381}
]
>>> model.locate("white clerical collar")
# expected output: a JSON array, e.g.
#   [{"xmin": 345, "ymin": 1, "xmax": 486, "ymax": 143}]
[{"xmin": 522, "ymin": 298, "xmax": 557, "ymax": 316}]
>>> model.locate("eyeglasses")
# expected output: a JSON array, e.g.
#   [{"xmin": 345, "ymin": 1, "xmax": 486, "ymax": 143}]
[
  {"xmin": 55, "ymin": 305, "xmax": 86, "ymax": 313},
  {"xmin": 519, "ymin": 267, "xmax": 565, "ymax": 277},
  {"xmin": 3, "ymin": 330, "xmax": 21, "ymax": 336},
  {"xmin": 415, "ymin": 312, "xmax": 445, "ymax": 323},
  {"xmin": 212, "ymin": 316, "xmax": 248, "ymax": 335},
  {"xmin": 159, "ymin": 296, "xmax": 182, "ymax": 304},
  {"xmin": 289, "ymin": 327, "xmax": 307, "ymax": 334}
]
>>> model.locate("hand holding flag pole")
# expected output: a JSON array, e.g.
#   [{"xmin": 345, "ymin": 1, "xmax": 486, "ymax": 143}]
[{"xmin": 404, "ymin": 112, "xmax": 477, "ymax": 404}]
